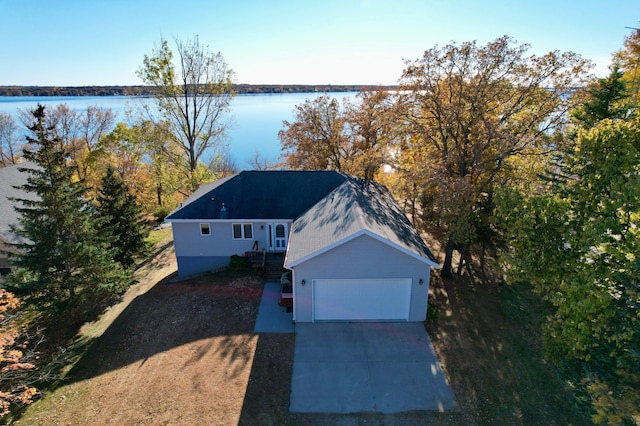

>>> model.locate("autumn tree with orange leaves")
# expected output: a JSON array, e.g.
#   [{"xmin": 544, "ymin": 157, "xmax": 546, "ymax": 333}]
[
  {"xmin": 0, "ymin": 290, "xmax": 40, "ymax": 418},
  {"xmin": 279, "ymin": 88, "xmax": 397, "ymax": 180},
  {"xmin": 397, "ymin": 35, "xmax": 590, "ymax": 277}
]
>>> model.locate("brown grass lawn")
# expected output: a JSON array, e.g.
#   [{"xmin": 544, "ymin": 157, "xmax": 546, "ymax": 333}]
[{"xmin": 14, "ymin": 233, "xmax": 589, "ymax": 425}]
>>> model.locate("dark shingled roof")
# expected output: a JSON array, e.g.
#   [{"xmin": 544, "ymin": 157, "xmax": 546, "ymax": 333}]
[
  {"xmin": 166, "ymin": 170, "xmax": 347, "ymax": 220},
  {"xmin": 285, "ymin": 177, "xmax": 439, "ymax": 266}
]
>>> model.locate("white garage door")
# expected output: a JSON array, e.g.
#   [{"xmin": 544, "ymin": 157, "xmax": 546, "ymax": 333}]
[{"xmin": 313, "ymin": 278, "xmax": 411, "ymax": 321}]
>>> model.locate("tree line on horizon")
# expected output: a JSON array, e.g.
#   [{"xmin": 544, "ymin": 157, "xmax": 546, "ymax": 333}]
[
  {"xmin": 0, "ymin": 31, "xmax": 638, "ymax": 422},
  {"xmin": 0, "ymin": 84, "xmax": 396, "ymax": 97}
]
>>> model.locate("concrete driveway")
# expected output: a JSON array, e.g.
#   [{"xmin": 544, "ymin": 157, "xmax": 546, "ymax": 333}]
[{"xmin": 290, "ymin": 322, "xmax": 454, "ymax": 414}]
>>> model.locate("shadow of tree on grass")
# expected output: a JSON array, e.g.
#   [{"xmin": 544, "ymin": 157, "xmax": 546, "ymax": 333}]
[
  {"xmin": 65, "ymin": 270, "xmax": 263, "ymax": 385},
  {"xmin": 425, "ymin": 270, "xmax": 590, "ymax": 425}
]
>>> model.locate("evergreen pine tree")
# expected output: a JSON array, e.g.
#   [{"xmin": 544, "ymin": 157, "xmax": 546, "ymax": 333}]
[
  {"xmin": 9, "ymin": 105, "xmax": 128, "ymax": 307},
  {"xmin": 571, "ymin": 66, "xmax": 630, "ymax": 129},
  {"xmin": 95, "ymin": 166, "xmax": 149, "ymax": 269},
  {"xmin": 540, "ymin": 67, "xmax": 631, "ymax": 191}
]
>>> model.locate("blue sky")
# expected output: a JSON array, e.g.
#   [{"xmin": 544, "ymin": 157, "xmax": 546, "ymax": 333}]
[{"xmin": 1, "ymin": 0, "xmax": 638, "ymax": 86}]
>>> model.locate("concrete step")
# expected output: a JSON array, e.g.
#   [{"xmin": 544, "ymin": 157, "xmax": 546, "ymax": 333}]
[{"xmin": 266, "ymin": 272, "xmax": 285, "ymax": 280}]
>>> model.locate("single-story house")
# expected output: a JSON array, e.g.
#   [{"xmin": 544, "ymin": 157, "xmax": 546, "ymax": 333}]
[
  {"xmin": 166, "ymin": 170, "xmax": 439, "ymax": 322},
  {"xmin": 0, "ymin": 163, "xmax": 38, "ymax": 281}
]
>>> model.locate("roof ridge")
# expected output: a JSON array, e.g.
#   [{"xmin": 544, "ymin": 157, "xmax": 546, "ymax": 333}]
[
  {"xmin": 306, "ymin": 176, "xmax": 368, "ymax": 232},
  {"xmin": 342, "ymin": 176, "xmax": 395, "ymax": 233},
  {"xmin": 345, "ymin": 177, "xmax": 369, "ymax": 231}
]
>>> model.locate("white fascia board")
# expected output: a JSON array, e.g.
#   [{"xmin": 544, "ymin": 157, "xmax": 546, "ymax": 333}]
[{"xmin": 285, "ymin": 229, "xmax": 440, "ymax": 269}]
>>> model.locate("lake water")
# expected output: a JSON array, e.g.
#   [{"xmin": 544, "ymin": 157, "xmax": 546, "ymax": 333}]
[{"xmin": 0, "ymin": 92, "xmax": 354, "ymax": 168}]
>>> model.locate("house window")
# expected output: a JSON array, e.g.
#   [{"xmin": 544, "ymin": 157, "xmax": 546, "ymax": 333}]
[
  {"xmin": 243, "ymin": 224, "xmax": 253, "ymax": 239},
  {"xmin": 233, "ymin": 223, "xmax": 253, "ymax": 239},
  {"xmin": 200, "ymin": 223, "xmax": 210, "ymax": 235}
]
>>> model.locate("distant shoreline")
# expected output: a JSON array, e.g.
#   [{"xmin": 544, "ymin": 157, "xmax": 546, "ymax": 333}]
[{"xmin": 0, "ymin": 84, "xmax": 397, "ymax": 97}]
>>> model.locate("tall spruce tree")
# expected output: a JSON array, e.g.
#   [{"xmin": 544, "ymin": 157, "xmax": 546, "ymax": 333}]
[
  {"xmin": 9, "ymin": 105, "xmax": 128, "ymax": 307},
  {"xmin": 571, "ymin": 66, "xmax": 630, "ymax": 129},
  {"xmin": 95, "ymin": 166, "xmax": 149, "ymax": 269}
]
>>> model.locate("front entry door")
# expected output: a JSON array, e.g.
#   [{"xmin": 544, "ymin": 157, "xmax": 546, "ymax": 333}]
[{"xmin": 268, "ymin": 222, "xmax": 288, "ymax": 251}]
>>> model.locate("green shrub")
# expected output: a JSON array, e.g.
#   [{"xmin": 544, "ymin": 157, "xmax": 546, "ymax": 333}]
[
  {"xmin": 426, "ymin": 300, "xmax": 439, "ymax": 321},
  {"xmin": 153, "ymin": 207, "xmax": 171, "ymax": 222},
  {"xmin": 229, "ymin": 254, "xmax": 247, "ymax": 270}
]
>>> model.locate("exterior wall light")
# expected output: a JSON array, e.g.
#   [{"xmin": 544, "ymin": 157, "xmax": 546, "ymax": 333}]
[
  {"xmin": 301, "ymin": 279, "xmax": 306, "ymax": 286},
  {"xmin": 419, "ymin": 278, "xmax": 424, "ymax": 285}
]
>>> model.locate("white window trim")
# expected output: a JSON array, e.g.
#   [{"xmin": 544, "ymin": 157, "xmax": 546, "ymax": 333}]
[
  {"xmin": 232, "ymin": 223, "xmax": 253, "ymax": 239},
  {"xmin": 200, "ymin": 223, "xmax": 211, "ymax": 236}
]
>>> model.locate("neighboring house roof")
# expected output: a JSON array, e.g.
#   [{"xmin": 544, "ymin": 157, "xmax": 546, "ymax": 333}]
[
  {"xmin": 285, "ymin": 177, "xmax": 439, "ymax": 268},
  {"xmin": 0, "ymin": 162, "xmax": 39, "ymax": 248},
  {"xmin": 167, "ymin": 170, "xmax": 347, "ymax": 221}
]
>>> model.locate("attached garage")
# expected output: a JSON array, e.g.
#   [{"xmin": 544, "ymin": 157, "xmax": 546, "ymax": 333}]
[
  {"xmin": 313, "ymin": 278, "xmax": 411, "ymax": 321},
  {"xmin": 281, "ymin": 177, "xmax": 440, "ymax": 323},
  {"xmin": 288, "ymin": 231, "xmax": 438, "ymax": 323}
]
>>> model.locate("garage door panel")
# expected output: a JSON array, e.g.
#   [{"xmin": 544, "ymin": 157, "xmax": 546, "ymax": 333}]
[{"xmin": 313, "ymin": 279, "xmax": 411, "ymax": 321}]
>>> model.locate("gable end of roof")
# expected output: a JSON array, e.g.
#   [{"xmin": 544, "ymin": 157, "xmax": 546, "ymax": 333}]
[
  {"xmin": 285, "ymin": 229, "xmax": 440, "ymax": 268},
  {"xmin": 284, "ymin": 176, "xmax": 439, "ymax": 267}
]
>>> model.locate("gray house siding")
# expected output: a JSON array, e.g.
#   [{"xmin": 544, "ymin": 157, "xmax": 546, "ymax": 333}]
[
  {"xmin": 291, "ymin": 234, "xmax": 432, "ymax": 322},
  {"xmin": 172, "ymin": 221, "xmax": 271, "ymax": 277},
  {"xmin": 175, "ymin": 256, "xmax": 228, "ymax": 277}
]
